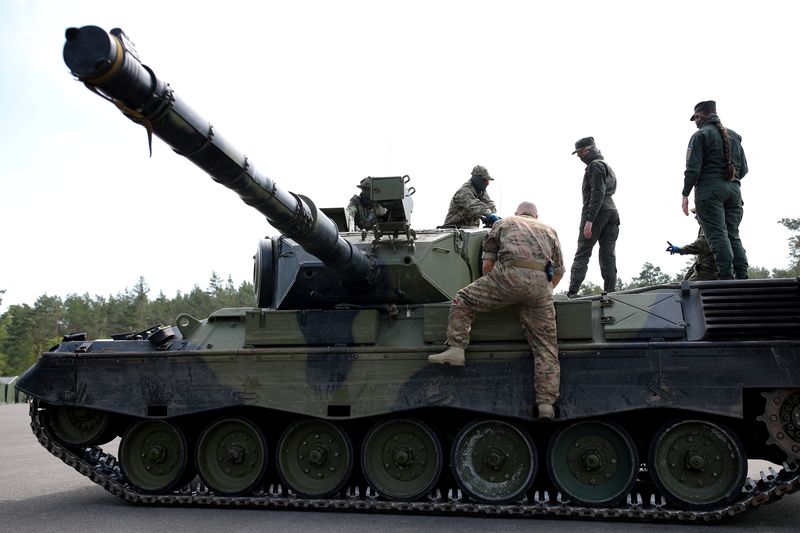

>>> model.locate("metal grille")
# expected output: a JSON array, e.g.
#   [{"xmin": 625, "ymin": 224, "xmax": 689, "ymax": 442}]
[{"xmin": 699, "ymin": 279, "xmax": 800, "ymax": 339}]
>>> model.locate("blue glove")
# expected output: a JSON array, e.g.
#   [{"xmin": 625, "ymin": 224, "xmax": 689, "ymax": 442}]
[
  {"xmin": 665, "ymin": 241, "xmax": 682, "ymax": 255},
  {"xmin": 483, "ymin": 213, "xmax": 501, "ymax": 226}
]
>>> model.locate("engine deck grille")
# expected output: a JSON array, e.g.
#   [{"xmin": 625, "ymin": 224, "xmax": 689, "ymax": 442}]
[{"xmin": 699, "ymin": 278, "xmax": 800, "ymax": 339}]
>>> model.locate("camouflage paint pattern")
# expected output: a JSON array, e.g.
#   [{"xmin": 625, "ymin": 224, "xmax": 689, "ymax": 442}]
[{"xmin": 18, "ymin": 280, "xmax": 800, "ymax": 423}]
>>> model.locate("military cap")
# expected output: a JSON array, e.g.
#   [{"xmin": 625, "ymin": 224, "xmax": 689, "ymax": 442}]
[
  {"xmin": 690, "ymin": 100, "xmax": 716, "ymax": 121},
  {"xmin": 571, "ymin": 137, "xmax": 595, "ymax": 155},
  {"xmin": 471, "ymin": 165, "xmax": 493, "ymax": 180},
  {"xmin": 357, "ymin": 177, "xmax": 370, "ymax": 189}
]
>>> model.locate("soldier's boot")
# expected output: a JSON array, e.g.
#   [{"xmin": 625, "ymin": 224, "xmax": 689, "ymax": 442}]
[
  {"xmin": 428, "ymin": 346, "xmax": 465, "ymax": 366},
  {"xmin": 537, "ymin": 403, "xmax": 555, "ymax": 421},
  {"xmin": 718, "ymin": 274, "xmax": 734, "ymax": 280}
]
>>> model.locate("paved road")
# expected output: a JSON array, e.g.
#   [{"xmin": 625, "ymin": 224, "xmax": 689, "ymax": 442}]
[{"xmin": 0, "ymin": 403, "xmax": 797, "ymax": 533}]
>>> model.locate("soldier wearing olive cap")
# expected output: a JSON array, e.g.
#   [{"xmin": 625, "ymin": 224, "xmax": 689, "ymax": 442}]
[
  {"xmin": 682, "ymin": 100, "xmax": 749, "ymax": 280},
  {"xmin": 566, "ymin": 137, "xmax": 620, "ymax": 297},
  {"xmin": 443, "ymin": 165, "xmax": 499, "ymax": 227}
]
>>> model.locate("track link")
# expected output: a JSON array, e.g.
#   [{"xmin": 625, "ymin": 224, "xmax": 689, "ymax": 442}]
[{"xmin": 28, "ymin": 401, "xmax": 800, "ymax": 522}]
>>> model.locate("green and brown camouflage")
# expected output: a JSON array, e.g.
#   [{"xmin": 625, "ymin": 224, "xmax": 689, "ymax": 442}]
[{"xmin": 14, "ymin": 25, "xmax": 800, "ymax": 519}]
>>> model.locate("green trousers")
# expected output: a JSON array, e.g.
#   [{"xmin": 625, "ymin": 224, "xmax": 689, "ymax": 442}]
[{"xmin": 694, "ymin": 181, "xmax": 748, "ymax": 278}]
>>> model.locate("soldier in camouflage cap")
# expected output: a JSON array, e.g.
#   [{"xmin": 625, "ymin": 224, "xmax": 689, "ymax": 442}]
[
  {"xmin": 430, "ymin": 201, "xmax": 564, "ymax": 420},
  {"xmin": 443, "ymin": 165, "xmax": 499, "ymax": 227},
  {"xmin": 346, "ymin": 178, "xmax": 386, "ymax": 231}
]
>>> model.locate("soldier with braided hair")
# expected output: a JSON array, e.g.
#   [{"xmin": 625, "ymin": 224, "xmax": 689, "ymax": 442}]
[{"xmin": 682, "ymin": 100, "xmax": 749, "ymax": 279}]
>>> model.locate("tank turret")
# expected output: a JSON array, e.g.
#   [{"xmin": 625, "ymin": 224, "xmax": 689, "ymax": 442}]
[{"xmin": 63, "ymin": 25, "xmax": 482, "ymax": 309}]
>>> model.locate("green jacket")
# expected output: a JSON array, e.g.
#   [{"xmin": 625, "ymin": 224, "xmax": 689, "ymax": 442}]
[
  {"xmin": 581, "ymin": 156, "xmax": 617, "ymax": 223},
  {"xmin": 682, "ymin": 118, "xmax": 748, "ymax": 199}
]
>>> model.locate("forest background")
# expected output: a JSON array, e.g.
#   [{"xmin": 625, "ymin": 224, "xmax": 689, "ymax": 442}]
[{"xmin": 1, "ymin": 218, "xmax": 798, "ymax": 376}]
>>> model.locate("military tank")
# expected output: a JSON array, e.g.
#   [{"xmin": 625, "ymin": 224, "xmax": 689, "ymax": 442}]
[{"xmin": 16, "ymin": 25, "xmax": 800, "ymax": 521}]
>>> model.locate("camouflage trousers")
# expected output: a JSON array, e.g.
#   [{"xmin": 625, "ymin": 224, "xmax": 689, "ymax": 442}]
[
  {"xmin": 684, "ymin": 262, "xmax": 719, "ymax": 281},
  {"xmin": 446, "ymin": 265, "xmax": 560, "ymax": 404}
]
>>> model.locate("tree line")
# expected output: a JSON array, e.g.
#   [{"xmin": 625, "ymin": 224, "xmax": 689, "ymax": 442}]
[
  {"xmin": 0, "ymin": 273, "xmax": 253, "ymax": 375},
  {"xmin": 1, "ymin": 219, "xmax": 797, "ymax": 376}
]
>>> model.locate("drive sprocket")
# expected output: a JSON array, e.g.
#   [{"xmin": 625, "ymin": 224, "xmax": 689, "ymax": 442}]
[{"xmin": 758, "ymin": 389, "xmax": 800, "ymax": 462}]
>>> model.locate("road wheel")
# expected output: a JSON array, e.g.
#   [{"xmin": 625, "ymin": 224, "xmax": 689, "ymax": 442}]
[{"xmin": 361, "ymin": 418, "xmax": 442, "ymax": 500}]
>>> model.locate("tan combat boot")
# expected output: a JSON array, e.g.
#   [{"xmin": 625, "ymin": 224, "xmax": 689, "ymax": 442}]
[
  {"xmin": 537, "ymin": 403, "xmax": 555, "ymax": 421},
  {"xmin": 428, "ymin": 346, "xmax": 465, "ymax": 366}
]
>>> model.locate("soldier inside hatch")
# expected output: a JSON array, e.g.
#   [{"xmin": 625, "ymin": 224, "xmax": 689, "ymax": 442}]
[{"xmin": 346, "ymin": 178, "xmax": 387, "ymax": 231}]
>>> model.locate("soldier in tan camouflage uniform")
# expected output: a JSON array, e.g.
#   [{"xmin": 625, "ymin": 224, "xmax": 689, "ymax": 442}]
[
  {"xmin": 443, "ymin": 165, "xmax": 499, "ymax": 227},
  {"xmin": 666, "ymin": 209, "xmax": 719, "ymax": 281},
  {"xmin": 429, "ymin": 201, "xmax": 565, "ymax": 420}
]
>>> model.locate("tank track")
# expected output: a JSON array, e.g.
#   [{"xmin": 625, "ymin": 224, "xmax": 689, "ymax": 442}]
[{"xmin": 28, "ymin": 402, "xmax": 800, "ymax": 522}]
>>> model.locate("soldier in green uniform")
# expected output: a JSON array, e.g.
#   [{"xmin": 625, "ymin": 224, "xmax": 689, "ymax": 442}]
[
  {"xmin": 682, "ymin": 100, "xmax": 749, "ymax": 279},
  {"xmin": 346, "ymin": 178, "xmax": 386, "ymax": 231},
  {"xmin": 443, "ymin": 165, "xmax": 499, "ymax": 227},
  {"xmin": 566, "ymin": 137, "xmax": 620, "ymax": 297},
  {"xmin": 666, "ymin": 209, "xmax": 719, "ymax": 281},
  {"xmin": 429, "ymin": 201, "xmax": 564, "ymax": 420}
]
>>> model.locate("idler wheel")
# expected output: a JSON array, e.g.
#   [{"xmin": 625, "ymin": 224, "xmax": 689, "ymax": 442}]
[
  {"xmin": 119, "ymin": 420, "xmax": 190, "ymax": 494},
  {"xmin": 196, "ymin": 417, "xmax": 267, "ymax": 495},
  {"xmin": 277, "ymin": 419, "xmax": 353, "ymax": 497},
  {"xmin": 451, "ymin": 419, "xmax": 536, "ymax": 504},
  {"xmin": 47, "ymin": 404, "xmax": 112, "ymax": 447},
  {"xmin": 648, "ymin": 419, "xmax": 746, "ymax": 510},
  {"xmin": 547, "ymin": 420, "xmax": 638, "ymax": 506},
  {"xmin": 361, "ymin": 418, "xmax": 442, "ymax": 501}
]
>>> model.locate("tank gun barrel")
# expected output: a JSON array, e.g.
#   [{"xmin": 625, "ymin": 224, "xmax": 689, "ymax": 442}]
[{"xmin": 62, "ymin": 25, "xmax": 374, "ymax": 283}]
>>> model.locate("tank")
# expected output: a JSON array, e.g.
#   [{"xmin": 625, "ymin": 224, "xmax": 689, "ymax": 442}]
[{"xmin": 16, "ymin": 25, "xmax": 800, "ymax": 521}]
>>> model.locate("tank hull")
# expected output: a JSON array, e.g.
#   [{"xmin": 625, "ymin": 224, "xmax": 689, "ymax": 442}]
[{"xmin": 18, "ymin": 280, "xmax": 800, "ymax": 517}]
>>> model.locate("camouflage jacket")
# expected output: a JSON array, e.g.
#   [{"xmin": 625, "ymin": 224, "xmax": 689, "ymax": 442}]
[
  {"xmin": 681, "ymin": 227, "xmax": 718, "ymax": 281},
  {"xmin": 482, "ymin": 215, "xmax": 565, "ymax": 275},
  {"xmin": 683, "ymin": 117, "xmax": 748, "ymax": 199},
  {"xmin": 346, "ymin": 195, "xmax": 379, "ymax": 230},
  {"xmin": 581, "ymin": 156, "xmax": 617, "ymax": 223},
  {"xmin": 443, "ymin": 180, "xmax": 496, "ymax": 227}
]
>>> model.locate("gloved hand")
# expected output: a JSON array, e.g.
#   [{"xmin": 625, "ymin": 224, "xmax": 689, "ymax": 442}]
[
  {"xmin": 665, "ymin": 241, "xmax": 682, "ymax": 255},
  {"xmin": 482, "ymin": 213, "xmax": 501, "ymax": 226}
]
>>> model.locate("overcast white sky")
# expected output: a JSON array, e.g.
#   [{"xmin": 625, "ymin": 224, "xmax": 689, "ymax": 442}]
[{"xmin": 1, "ymin": 0, "xmax": 798, "ymax": 311}]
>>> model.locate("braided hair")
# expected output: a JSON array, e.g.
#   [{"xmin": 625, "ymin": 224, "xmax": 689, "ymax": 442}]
[{"xmin": 711, "ymin": 119, "xmax": 737, "ymax": 181}]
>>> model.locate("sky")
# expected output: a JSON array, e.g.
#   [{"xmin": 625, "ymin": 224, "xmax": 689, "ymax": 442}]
[{"xmin": 1, "ymin": 0, "xmax": 798, "ymax": 312}]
